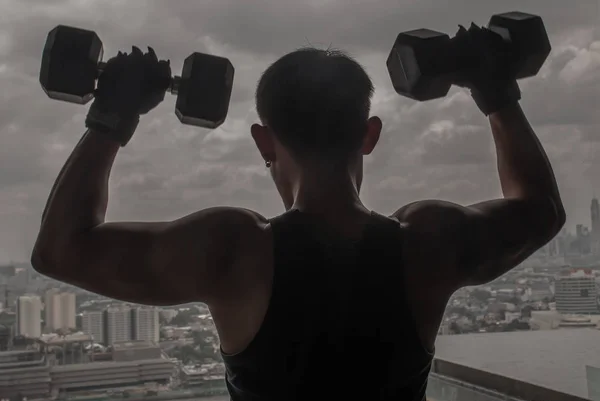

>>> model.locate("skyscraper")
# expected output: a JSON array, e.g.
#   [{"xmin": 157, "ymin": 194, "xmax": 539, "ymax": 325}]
[
  {"xmin": 555, "ymin": 268, "xmax": 598, "ymax": 315},
  {"xmin": 83, "ymin": 305, "xmax": 161, "ymax": 345},
  {"xmin": 591, "ymin": 198, "xmax": 600, "ymax": 253},
  {"xmin": 45, "ymin": 290, "xmax": 76, "ymax": 331},
  {"xmin": 82, "ymin": 311, "xmax": 105, "ymax": 344},
  {"xmin": 16, "ymin": 295, "xmax": 42, "ymax": 338},
  {"xmin": 132, "ymin": 307, "xmax": 160, "ymax": 343},
  {"xmin": 105, "ymin": 305, "xmax": 133, "ymax": 345}
]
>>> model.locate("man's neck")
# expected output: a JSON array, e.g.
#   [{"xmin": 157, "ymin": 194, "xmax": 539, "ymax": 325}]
[{"xmin": 290, "ymin": 170, "xmax": 365, "ymax": 216}]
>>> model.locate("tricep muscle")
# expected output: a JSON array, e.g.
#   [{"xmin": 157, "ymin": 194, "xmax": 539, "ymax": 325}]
[
  {"xmin": 33, "ymin": 207, "xmax": 265, "ymax": 306},
  {"xmin": 395, "ymin": 197, "xmax": 563, "ymax": 290}
]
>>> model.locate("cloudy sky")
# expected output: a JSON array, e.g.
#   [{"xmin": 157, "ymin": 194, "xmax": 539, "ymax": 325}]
[{"xmin": 0, "ymin": 0, "xmax": 598, "ymax": 262}]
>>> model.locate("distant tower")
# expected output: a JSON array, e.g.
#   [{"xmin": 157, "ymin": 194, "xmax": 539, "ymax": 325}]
[
  {"xmin": 132, "ymin": 307, "xmax": 160, "ymax": 343},
  {"xmin": 592, "ymin": 198, "xmax": 600, "ymax": 253},
  {"xmin": 45, "ymin": 290, "xmax": 76, "ymax": 331},
  {"xmin": 16, "ymin": 295, "xmax": 42, "ymax": 338},
  {"xmin": 82, "ymin": 311, "xmax": 105, "ymax": 344}
]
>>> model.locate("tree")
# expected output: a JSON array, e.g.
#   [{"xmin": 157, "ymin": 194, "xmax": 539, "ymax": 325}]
[
  {"xmin": 173, "ymin": 345, "xmax": 202, "ymax": 364},
  {"xmin": 521, "ymin": 305, "xmax": 534, "ymax": 318},
  {"xmin": 508, "ymin": 296, "xmax": 521, "ymax": 305},
  {"xmin": 446, "ymin": 306, "xmax": 468, "ymax": 316},
  {"xmin": 506, "ymin": 319, "xmax": 530, "ymax": 331},
  {"xmin": 449, "ymin": 322, "xmax": 462, "ymax": 334},
  {"xmin": 471, "ymin": 289, "xmax": 492, "ymax": 302},
  {"xmin": 170, "ymin": 309, "xmax": 197, "ymax": 327}
]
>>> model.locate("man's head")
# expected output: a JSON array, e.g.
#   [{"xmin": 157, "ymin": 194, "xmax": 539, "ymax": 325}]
[{"xmin": 251, "ymin": 47, "xmax": 382, "ymax": 207}]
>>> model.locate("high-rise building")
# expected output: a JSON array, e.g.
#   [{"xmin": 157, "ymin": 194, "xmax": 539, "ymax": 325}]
[
  {"xmin": 0, "ymin": 324, "xmax": 11, "ymax": 351},
  {"xmin": 82, "ymin": 311, "xmax": 105, "ymax": 344},
  {"xmin": 45, "ymin": 290, "xmax": 76, "ymax": 331},
  {"xmin": 84, "ymin": 305, "xmax": 161, "ymax": 345},
  {"xmin": 592, "ymin": 198, "xmax": 600, "ymax": 254},
  {"xmin": 132, "ymin": 307, "xmax": 159, "ymax": 343},
  {"xmin": 555, "ymin": 268, "xmax": 599, "ymax": 315},
  {"xmin": 16, "ymin": 295, "xmax": 42, "ymax": 338},
  {"xmin": 105, "ymin": 306, "xmax": 133, "ymax": 345},
  {"xmin": 44, "ymin": 289, "xmax": 59, "ymax": 330}
]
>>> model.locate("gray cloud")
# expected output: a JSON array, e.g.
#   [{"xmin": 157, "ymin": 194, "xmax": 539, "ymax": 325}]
[{"xmin": 0, "ymin": 0, "xmax": 598, "ymax": 261}]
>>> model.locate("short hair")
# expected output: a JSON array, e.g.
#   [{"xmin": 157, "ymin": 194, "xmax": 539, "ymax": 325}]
[{"xmin": 256, "ymin": 47, "xmax": 374, "ymax": 162}]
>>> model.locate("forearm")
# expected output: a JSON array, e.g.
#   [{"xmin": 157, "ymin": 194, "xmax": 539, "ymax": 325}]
[
  {"xmin": 489, "ymin": 103, "xmax": 564, "ymax": 212},
  {"xmin": 33, "ymin": 130, "xmax": 120, "ymax": 263}
]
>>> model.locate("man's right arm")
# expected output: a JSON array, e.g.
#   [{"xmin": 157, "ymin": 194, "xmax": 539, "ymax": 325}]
[{"xmin": 395, "ymin": 103, "xmax": 565, "ymax": 290}]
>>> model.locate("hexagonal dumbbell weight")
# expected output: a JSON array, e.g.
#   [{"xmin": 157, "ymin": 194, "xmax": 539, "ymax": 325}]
[
  {"xmin": 386, "ymin": 11, "xmax": 551, "ymax": 101},
  {"xmin": 40, "ymin": 25, "xmax": 234, "ymax": 128}
]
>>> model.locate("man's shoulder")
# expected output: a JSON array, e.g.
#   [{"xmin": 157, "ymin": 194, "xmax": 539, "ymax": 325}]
[
  {"xmin": 389, "ymin": 199, "xmax": 469, "ymax": 286},
  {"xmin": 391, "ymin": 199, "xmax": 469, "ymax": 235},
  {"xmin": 205, "ymin": 207, "xmax": 272, "ymax": 295},
  {"xmin": 223, "ymin": 206, "xmax": 272, "ymax": 242},
  {"xmin": 197, "ymin": 206, "xmax": 271, "ymax": 259},
  {"xmin": 206, "ymin": 206, "xmax": 270, "ymax": 231}
]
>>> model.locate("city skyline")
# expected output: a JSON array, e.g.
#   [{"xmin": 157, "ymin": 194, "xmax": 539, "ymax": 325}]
[
  {"xmin": 2, "ymin": 259, "xmax": 599, "ymax": 399},
  {"xmin": 0, "ymin": 1, "xmax": 599, "ymax": 400},
  {"xmin": 0, "ymin": 1, "xmax": 598, "ymax": 263}
]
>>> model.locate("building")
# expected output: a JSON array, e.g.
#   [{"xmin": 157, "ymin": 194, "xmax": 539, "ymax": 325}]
[
  {"xmin": 39, "ymin": 333, "xmax": 94, "ymax": 366},
  {"xmin": 0, "ymin": 342, "xmax": 174, "ymax": 399},
  {"xmin": 45, "ymin": 290, "xmax": 76, "ymax": 331},
  {"xmin": 132, "ymin": 307, "xmax": 159, "ymax": 343},
  {"xmin": 50, "ymin": 356, "xmax": 174, "ymax": 395},
  {"xmin": 16, "ymin": 295, "xmax": 42, "ymax": 338},
  {"xmin": 82, "ymin": 311, "xmax": 105, "ymax": 345},
  {"xmin": 0, "ymin": 264, "xmax": 16, "ymax": 277},
  {"xmin": 0, "ymin": 325, "xmax": 11, "ymax": 351},
  {"xmin": 180, "ymin": 363, "xmax": 225, "ymax": 388},
  {"xmin": 105, "ymin": 306, "xmax": 132, "ymax": 345},
  {"xmin": 555, "ymin": 268, "xmax": 599, "ymax": 315},
  {"xmin": 84, "ymin": 305, "xmax": 160, "ymax": 346},
  {"xmin": 0, "ymin": 350, "xmax": 50, "ymax": 399},
  {"xmin": 526, "ymin": 282, "xmax": 554, "ymax": 302},
  {"xmin": 592, "ymin": 198, "xmax": 600, "ymax": 254}
]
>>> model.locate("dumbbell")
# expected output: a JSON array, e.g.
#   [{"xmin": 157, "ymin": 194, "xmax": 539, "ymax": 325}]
[
  {"xmin": 40, "ymin": 25, "xmax": 234, "ymax": 129},
  {"xmin": 386, "ymin": 11, "xmax": 551, "ymax": 101}
]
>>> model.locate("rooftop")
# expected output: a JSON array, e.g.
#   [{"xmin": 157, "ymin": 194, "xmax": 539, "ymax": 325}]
[
  {"xmin": 435, "ymin": 328, "xmax": 600, "ymax": 398},
  {"xmin": 39, "ymin": 333, "xmax": 93, "ymax": 345},
  {"xmin": 51, "ymin": 357, "xmax": 172, "ymax": 372},
  {"xmin": 112, "ymin": 340, "xmax": 157, "ymax": 350}
]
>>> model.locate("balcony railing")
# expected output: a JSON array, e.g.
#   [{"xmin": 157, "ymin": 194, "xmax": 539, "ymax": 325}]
[
  {"xmin": 5, "ymin": 357, "xmax": 590, "ymax": 401},
  {"xmin": 428, "ymin": 358, "xmax": 590, "ymax": 401}
]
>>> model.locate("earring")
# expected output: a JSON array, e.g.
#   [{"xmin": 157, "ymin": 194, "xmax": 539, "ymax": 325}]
[{"xmin": 265, "ymin": 160, "xmax": 272, "ymax": 168}]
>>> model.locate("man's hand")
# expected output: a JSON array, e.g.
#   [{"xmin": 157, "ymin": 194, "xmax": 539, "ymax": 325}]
[
  {"xmin": 85, "ymin": 46, "xmax": 172, "ymax": 146},
  {"xmin": 452, "ymin": 23, "xmax": 521, "ymax": 116}
]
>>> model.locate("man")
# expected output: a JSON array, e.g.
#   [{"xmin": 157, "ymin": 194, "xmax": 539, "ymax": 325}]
[{"xmin": 32, "ymin": 25, "xmax": 564, "ymax": 400}]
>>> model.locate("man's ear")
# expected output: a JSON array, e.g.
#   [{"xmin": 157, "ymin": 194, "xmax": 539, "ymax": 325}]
[
  {"xmin": 251, "ymin": 124, "xmax": 276, "ymax": 162},
  {"xmin": 361, "ymin": 116, "xmax": 382, "ymax": 155}
]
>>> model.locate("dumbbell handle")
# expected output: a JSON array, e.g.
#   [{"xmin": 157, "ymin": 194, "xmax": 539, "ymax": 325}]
[
  {"xmin": 431, "ymin": 25, "xmax": 514, "ymax": 79},
  {"xmin": 97, "ymin": 61, "xmax": 182, "ymax": 95}
]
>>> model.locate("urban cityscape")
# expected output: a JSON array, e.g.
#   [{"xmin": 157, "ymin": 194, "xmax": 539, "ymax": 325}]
[{"xmin": 1, "ymin": 197, "xmax": 600, "ymax": 400}]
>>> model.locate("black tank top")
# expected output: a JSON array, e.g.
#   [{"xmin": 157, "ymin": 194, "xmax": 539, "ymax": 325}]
[{"xmin": 221, "ymin": 209, "xmax": 433, "ymax": 401}]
